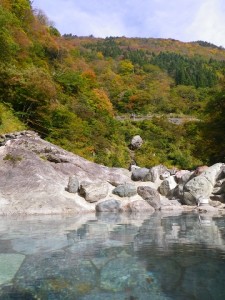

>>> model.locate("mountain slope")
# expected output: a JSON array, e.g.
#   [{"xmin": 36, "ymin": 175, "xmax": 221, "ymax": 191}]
[{"xmin": 0, "ymin": 0, "xmax": 224, "ymax": 167}]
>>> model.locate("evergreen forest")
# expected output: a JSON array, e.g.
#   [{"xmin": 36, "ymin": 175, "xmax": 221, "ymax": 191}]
[{"xmin": 0, "ymin": 0, "xmax": 224, "ymax": 169}]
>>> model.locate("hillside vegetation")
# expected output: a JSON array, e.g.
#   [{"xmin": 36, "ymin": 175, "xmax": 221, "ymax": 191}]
[{"xmin": 0, "ymin": 0, "xmax": 224, "ymax": 168}]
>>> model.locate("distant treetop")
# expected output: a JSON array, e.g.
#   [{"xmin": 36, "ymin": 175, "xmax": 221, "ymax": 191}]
[{"xmin": 193, "ymin": 40, "xmax": 225, "ymax": 50}]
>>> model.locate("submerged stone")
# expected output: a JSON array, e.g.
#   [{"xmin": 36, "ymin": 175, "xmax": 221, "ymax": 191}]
[
  {"xmin": 100, "ymin": 257, "xmax": 156, "ymax": 292},
  {"xmin": 0, "ymin": 254, "xmax": 25, "ymax": 285}
]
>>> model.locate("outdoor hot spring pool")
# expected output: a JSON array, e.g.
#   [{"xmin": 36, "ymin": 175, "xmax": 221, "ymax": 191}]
[{"xmin": 0, "ymin": 212, "xmax": 225, "ymax": 300}]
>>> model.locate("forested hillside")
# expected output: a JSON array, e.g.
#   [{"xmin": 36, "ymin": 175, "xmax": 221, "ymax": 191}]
[{"xmin": 0, "ymin": 0, "xmax": 224, "ymax": 168}]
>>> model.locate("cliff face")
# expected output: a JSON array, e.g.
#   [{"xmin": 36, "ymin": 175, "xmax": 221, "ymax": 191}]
[{"xmin": 0, "ymin": 131, "xmax": 130, "ymax": 215}]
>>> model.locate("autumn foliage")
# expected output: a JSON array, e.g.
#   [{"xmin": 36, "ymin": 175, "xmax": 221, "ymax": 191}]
[{"xmin": 0, "ymin": 0, "xmax": 224, "ymax": 167}]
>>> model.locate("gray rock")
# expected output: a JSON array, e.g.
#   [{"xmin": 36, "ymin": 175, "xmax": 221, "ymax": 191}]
[
  {"xmin": 183, "ymin": 163, "xmax": 223, "ymax": 205},
  {"xmin": 130, "ymin": 135, "xmax": 143, "ymax": 150},
  {"xmin": 129, "ymin": 165, "xmax": 140, "ymax": 172},
  {"xmin": 79, "ymin": 181, "xmax": 109, "ymax": 202},
  {"xmin": 96, "ymin": 199, "xmax": 122, "ymax": 212},
  {"xmin": 175, "ymin": 170, "xmax": 192, "ymax": 184},
  {"xmin": 107, "ymin": 168, "xmax": 131, "ymax": 187},
  {"xmin": 0, "ymin": 131, "xmax": 39, "ymax": 146},
  {"xmin": 160, "ymin": 171, "xmax": 171, "ymax": 180},
  {"xmin": 66, "ymin": 175, "xmax": 79, "ymax": 193},
  {"xmin": 159, "ymin": 198, "xmax": 183, "ymax": 212},
  {"xmin": 137, "ymin": 186, "xmax": 161, "ymax": 209},
  {"xmin": 145, "ymin": 164, "xmax": 167, "ymax": 182},
  {"xmin": 183, "ymin": 177, "xmax": 210, "ymax": 205},
  {"xmin": 0, "ymin": 132, "xmax": 131, "ymax": 215},
  {"xmin": 212, "ymin": 179, "xmax": 225, "ymax": 195},
  {"xmin": 159, "ymin": 176, "xmax": 177, "ymax": 198},
  {"xmin": 112, "ymin": 183, "xmax": 136, "ymax": 197},
  {"xmin": 173, "ymin": 184, "xmax": 184, "ymax": 200},
  {"xmin": 131, "ymin": 168, "xmax": 149, "ymax": 181},
  {"xmin": 1, "ymin": 130, "xmax": 223, "ymax": 215},
  {"xmin": 128, "ymin": 200, "xmax": 155, "ymax": 212},
  {"xmin": 202, "ymin": 163, "xmax": 223, "ymax": 185},
  {"xmin": 217, "ymin": 165, "xmax": 225, "ymax": 180},
  {"xmin": 168, "ymin": 168, "xmax": 177, "ymax": 175}
]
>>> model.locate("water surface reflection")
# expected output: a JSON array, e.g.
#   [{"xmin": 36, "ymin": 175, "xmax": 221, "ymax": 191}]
[{"xmin": 0, "ymin": 212, "xmax": 225, "ymax": 299}]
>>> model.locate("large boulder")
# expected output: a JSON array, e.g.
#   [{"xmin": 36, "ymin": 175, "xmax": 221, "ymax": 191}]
[
  {"xmin": 175, "ymin": 170, "xmax": 193, "ymax": 184},
  {"xmin": 159, "ymin": 176, "xmax": 177, "ymax": 198},
  {"xmin": 0, "ymin": 131, "xmax": 131, "ymax": 215},
  {"xmin": 144, "ymin": 164, "xmax": 167, "ymax": 182},
  {"xmin": 95, "ymin": 199, "xmax": 122, "ymax": 212},
  {"xmin": 131, "ymin": 168, "xmax": 149, "ymax": 181},
  {"xmin": 183, "ymin": 163, "xmax": 224, "ymax": 205},
  {"xmin": 201, "ymin": 163, "xmax": 223, "ymax": 184},
  {"xmin": 1, "ymin": 131, "xmax": 224, "ymax": 215},
  {"xmin": 211, "ymin": 178, "xmax": 225, "ymax": 203},
  {"xmin": 129, "ymin": 135, "xmax": 143, "ymax": 150},
  {"xmin": 112, "ymin": 183, "xmax": 137, "ymax": 197},
  {"xmin": 160, "ymin": 197, "xmax": 183, "ymax": 211},
  {"xmin": 212, "ymin": 179, "xmax": 225, "ymax": 195},
  {"xmin": 79, "ymin": 181, "xmax": 110, "ymax": 203},
  {"xmin": 127, "ymin": 200, "xmax": 155, "ymax": 212},
  {"xmin": 173, "ymin": 184, "xmax": 185, "ymax": 200},
  {"xmin": 137, "ymin": 186, "xmax": 161, "ymax": 210}
]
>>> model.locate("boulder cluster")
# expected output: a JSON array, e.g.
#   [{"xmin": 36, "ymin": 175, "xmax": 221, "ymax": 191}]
[
  {"xmin": 134, "ymin": 163, "xmax": 225, "ymax": 206},
  {"xmin": 66, "ymin": 162, "xmax": 225, "ymax": 214},
  {"xmin": 0, "ymin": 131, "xmax": 224, "ymax": 215}
]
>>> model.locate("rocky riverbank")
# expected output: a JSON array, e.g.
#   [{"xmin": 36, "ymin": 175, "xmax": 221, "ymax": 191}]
[{"xmin": 0, "ymin": 131, "xmax": 224, "ymax": 215}]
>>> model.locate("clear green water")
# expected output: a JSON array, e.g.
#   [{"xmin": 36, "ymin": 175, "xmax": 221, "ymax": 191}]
[{"xmin": 0, "ymin": 212, "xmax": 225, "ymax": 300}]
